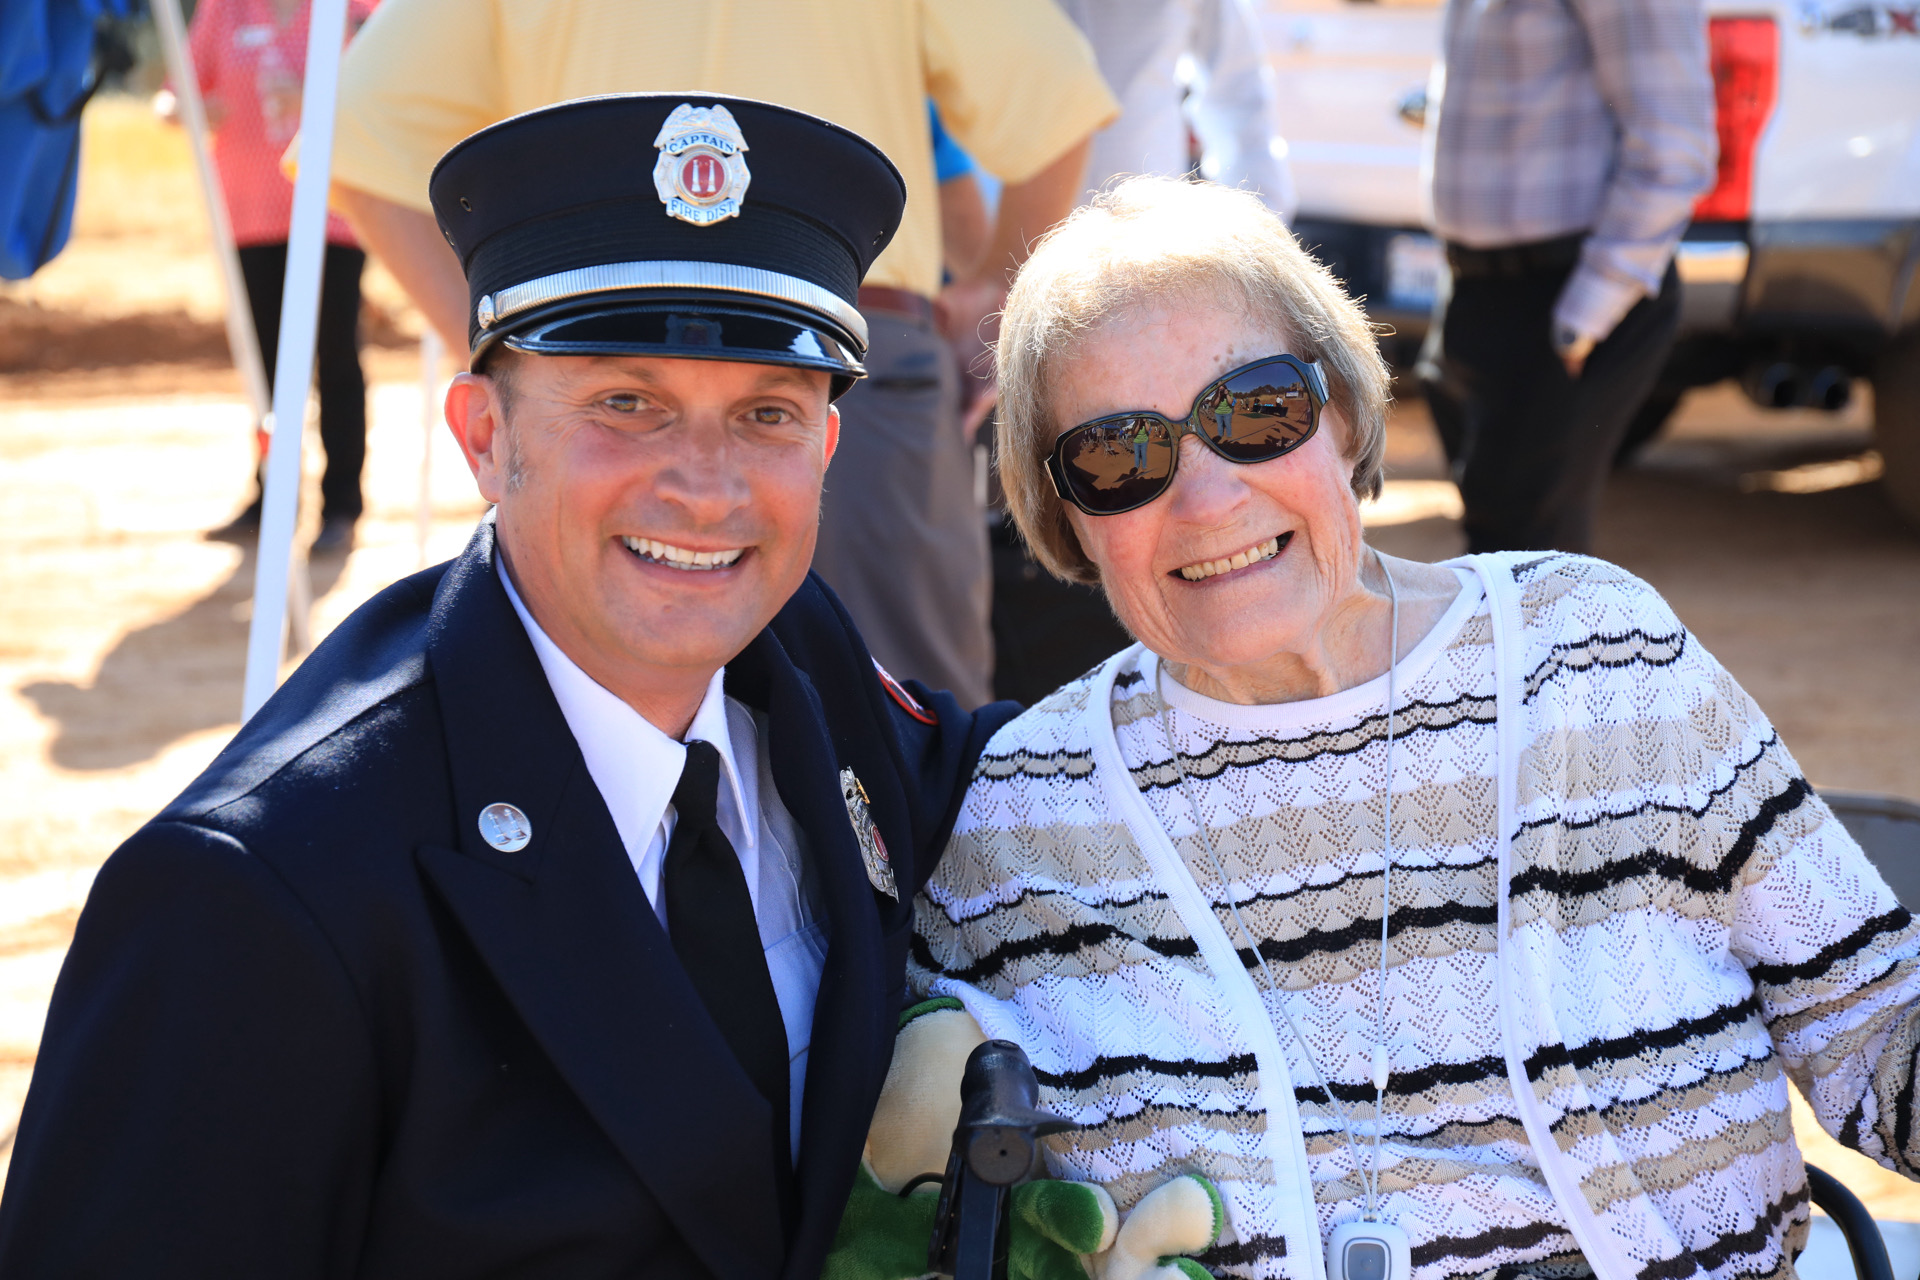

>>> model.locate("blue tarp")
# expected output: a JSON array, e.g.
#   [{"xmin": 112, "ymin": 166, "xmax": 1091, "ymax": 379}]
[{"xmin": 1, "ymin": 0, "xmax": 135, "ymax": 280}]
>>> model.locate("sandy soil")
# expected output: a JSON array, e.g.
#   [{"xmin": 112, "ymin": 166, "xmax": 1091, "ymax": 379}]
[{"xmin": 3, "ymin": 96, "xmax": 1918, "ymax": 1226}]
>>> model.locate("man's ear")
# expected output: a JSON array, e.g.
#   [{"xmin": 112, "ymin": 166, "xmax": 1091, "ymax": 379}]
[
  {"xmin": 445, "ymin": 372, "xmax": 509, "ymax": 503},
  {"xmin": 824, "ymin": 403, "xmax": 841, "ymax": 468}
]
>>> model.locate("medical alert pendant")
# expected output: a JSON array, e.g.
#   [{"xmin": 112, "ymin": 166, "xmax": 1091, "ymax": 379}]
[
  {"xmin": 1327, "ymin": 1220, "xmax": 1411, "ymax": 1280},
  {"xmin": 653, "ymin": 103, "xmax": 751, "ymax": 226},
  {"xmin": 840, "ymin": 767, "xmax": 897, "ymax": 900}
]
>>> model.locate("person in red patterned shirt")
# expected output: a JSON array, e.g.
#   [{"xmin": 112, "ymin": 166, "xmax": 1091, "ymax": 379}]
[{"xmin": 185, "ymin": 0, "xmax": 378, "ymax": 554}]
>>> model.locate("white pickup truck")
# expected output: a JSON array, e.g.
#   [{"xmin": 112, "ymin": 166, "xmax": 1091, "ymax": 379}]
[{"xmin": 1263, "ymin": 0, "xmax": 1920, "ymax": 523}]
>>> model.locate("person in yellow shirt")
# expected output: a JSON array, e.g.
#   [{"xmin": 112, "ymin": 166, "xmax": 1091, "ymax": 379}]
[{"xmin": 329, "ymin": 0, "xmax": 1118, "ymax": 707}]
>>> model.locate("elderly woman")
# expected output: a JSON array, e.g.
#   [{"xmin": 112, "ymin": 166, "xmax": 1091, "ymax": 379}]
[{"xmin": 909, "ymin": 177, "xmax": 1920, "ymax": 1280}]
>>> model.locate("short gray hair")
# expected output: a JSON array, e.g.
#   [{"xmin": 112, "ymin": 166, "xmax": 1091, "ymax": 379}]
[{"xmin": 995, "ymin": 176, "xmax": 1390, "ymax": 586}]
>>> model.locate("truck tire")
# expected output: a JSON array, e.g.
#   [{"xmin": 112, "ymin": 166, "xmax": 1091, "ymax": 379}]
[{"xmin": 1873, "ymin": 328, "xmax": 1920, "ymax": 530}]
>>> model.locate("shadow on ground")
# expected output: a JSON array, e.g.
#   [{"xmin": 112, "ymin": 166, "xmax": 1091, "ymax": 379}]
[
  {"xmin": 19, "ymin": 551, "xmax": 347, "ymax": 770},
  {"xmin": 1602, "ymin": 455, "xmax": 1915, "ymax": 577}
]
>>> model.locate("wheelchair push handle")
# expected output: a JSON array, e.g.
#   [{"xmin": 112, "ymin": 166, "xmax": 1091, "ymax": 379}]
[
  {"xmin": 956, "ymin": 1039, "xmax": 1076, "ymax": 1184},
  {"xmin": 929, "ymin": 1039, "xmax": 1075, "ymax": 1280}
]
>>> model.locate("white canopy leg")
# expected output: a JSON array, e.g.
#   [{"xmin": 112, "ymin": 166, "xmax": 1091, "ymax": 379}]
[
  {"xmin": 417, "ymin": 327, "xmax": 444, "ymax": 570},
  {"xmin": 286, "ymin": 488, "xmax": 314, "ymax": 654},
  {"xmin": 241, "ymin": 0, "xmax": 350, "ymax": 721},
  {"xmin": 152, "ymin": 0, "xmax": 316, "ymax": 669}
]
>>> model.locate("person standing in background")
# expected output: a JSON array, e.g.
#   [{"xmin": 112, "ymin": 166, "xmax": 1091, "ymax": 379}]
[
  {"xmin": 324, "ymin": 0, "xmax": 1117, "ymax": 709},
  {"xmin": 931, "ymin": 103, "xmax": 989, "ymax": 285},
  {"xmin": 1422, "ymin": 0, "xmax": 1715, "ymax": 553},
  {"xmin": 186, "ymin": 0, "xmax": 377, "ymax": 555},
  {"xmin": 1056, "ymin": 0, "xmax": 1296, "ymax": 217},
  {"xmin": 928, "ymin": 102, "xmax": 996, "ymax": 426}
]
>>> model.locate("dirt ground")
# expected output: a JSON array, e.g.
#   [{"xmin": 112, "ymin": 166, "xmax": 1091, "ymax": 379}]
[{"xmin": 3, "ymin": 97, "xmax": 1919, "ymax": 1223}]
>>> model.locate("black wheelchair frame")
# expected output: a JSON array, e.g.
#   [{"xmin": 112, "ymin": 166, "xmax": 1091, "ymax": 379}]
[{"xmin": 1807, "ymin": 1163, "xmax": 1895, "ymax": 1280}]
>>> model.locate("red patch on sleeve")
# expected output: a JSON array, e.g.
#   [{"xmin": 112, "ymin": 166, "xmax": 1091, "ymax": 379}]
[{"xmin": 873, "ymin": 658, "xmax": 937, "ymax": 725}]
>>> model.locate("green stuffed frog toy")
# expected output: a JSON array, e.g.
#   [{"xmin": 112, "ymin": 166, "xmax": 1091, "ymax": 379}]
[{"xmin": 825, "ymin": 998, "xmax": 1226, "ymax": 1280}]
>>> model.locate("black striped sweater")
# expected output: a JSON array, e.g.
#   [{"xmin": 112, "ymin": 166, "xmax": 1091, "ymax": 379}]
[{"xmin": 910, "ymin": 552, "xmax": 1920, "ymax": 1280}]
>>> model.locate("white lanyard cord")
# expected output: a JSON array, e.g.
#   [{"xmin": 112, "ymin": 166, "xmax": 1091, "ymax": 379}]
[{"xmin": 1155, "ymin": 549, "xmax": 1400, "ymax": 1220}]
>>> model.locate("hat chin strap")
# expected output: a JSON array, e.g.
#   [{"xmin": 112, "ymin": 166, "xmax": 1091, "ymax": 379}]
[{"xmin": 475, "ymin": 259, "xmax": 869, "ymax": 351}]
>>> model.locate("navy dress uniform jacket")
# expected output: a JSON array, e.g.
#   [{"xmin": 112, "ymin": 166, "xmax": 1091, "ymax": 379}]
[{"xmin": 0, "ymin": 521, "xmax": 1018, "ymax": 1279}]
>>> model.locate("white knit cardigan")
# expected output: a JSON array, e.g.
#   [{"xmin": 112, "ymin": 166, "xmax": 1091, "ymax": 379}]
[{"xmin": 911, "ymin": 552, "xmax": 1920, "ymax": 1280}]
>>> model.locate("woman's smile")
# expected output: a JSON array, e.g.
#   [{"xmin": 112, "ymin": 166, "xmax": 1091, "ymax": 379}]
[{"xmin": 1173, "ymin": 531, "xmax": 1289, "ymax": 582}]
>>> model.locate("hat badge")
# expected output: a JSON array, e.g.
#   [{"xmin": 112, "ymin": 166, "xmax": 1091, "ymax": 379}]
[{"xmin": 652, "ymin": 103, "xmax": 752, "ymax": 227}]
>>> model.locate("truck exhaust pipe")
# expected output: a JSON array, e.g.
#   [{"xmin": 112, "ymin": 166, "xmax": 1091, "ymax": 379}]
[
  {"xmin": 1807, "ymin": 366, "xmax": 1852, "ymax": 413},
  {"xmin": 1745, "ymin": 362, "xmax": 1805, "ymax": 409},
  {"xmin": 1742, "ymin": 362, "xmax": 1853, "ymax": 413}
]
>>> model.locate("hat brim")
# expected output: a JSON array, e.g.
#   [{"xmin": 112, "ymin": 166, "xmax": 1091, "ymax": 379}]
[{"xmin": 486, "ymin": 296, "xmax": 866, "ymax": 399}]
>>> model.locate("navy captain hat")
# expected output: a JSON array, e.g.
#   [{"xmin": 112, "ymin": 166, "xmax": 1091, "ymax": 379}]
[{"xmin": 428, "ymin": 93, "xmax": 907, "ymax": 398}]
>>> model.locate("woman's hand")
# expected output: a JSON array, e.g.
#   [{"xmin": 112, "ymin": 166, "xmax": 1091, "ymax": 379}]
[{"xmin": 151, "ymin": 87, "xmax": 229, "ymax": 130}]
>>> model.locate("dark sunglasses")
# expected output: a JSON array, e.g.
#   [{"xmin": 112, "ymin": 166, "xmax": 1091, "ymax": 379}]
[{"xmin": 1044, "ymin": 353, "xmax": 1329, "ymax": 516}]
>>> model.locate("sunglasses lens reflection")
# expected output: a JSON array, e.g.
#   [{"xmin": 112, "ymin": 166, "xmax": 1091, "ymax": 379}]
[
  {"xmin": 1054, "ymin": 358, "xmax": 1321, "ymax": 515},
  {"xmin": 1061, "ymin": 417, "xmax": 1176, "ymax": 512},
  {"xmin": 1204, "ymin": 363, "xmax": 1316, "ymax": 460}
]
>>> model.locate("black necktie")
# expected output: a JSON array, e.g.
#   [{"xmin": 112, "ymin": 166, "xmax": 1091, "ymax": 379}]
[{"xmin": 662, "ymin": 742, "xmax": 792, "ymax": 1171}]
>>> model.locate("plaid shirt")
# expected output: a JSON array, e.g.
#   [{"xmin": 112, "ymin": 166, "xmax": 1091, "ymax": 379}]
[{"xmin": 1426, "ymin": 0, "xmax": 1716, "ymax": 343}]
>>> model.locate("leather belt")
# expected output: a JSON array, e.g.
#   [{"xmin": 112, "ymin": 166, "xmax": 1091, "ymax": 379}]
[
  {"xmin": 1445, "ymin": 233, "xmax": 1586, "ymax": 280},
  {"xmin": 856, "ymin": 285, "xmax": 936, "ymax": 325}
]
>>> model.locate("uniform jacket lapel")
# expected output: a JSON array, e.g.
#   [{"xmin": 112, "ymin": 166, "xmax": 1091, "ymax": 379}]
[{"xmin": 413, "ymin": 525, "xmax": 785, "ymax": 1280}]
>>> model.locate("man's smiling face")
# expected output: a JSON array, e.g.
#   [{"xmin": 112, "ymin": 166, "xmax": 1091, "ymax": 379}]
[{"xmin": 448, "ymin": 350, "xmax": 838, "ymax": 712}]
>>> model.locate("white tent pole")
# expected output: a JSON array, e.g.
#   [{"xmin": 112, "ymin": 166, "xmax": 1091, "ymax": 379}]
[
  {"xmin": 286, "ymin": 529, "xmax": 314, "ymax": 655},
  {"xmin": 242, "ymin": 0, "xmax": 350, "ymax": 721},
  {"xmin": 150, "ymin": 0, "xmax": 271, "ymax": 425},
  {"xmin": 154, "ymin": 0, "xmax": 308, "ymax": 659},
  {"xmin": 417, "ymin": 327, "xmax": 443, "ymax": 570}
]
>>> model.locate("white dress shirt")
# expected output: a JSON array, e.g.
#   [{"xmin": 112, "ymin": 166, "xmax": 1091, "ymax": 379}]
[
  {"xmin": 500, "ymin": 565, "xmax": 825, "ymax": 1159},
  {"xmin": 1055, "ymin": 0, "xmax": 1297, "ymax": 220}
]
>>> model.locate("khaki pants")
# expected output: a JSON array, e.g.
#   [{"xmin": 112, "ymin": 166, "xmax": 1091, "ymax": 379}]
[{"xmin": 812, "ymin": 312, "xmax": 993, "ymax": 707}]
